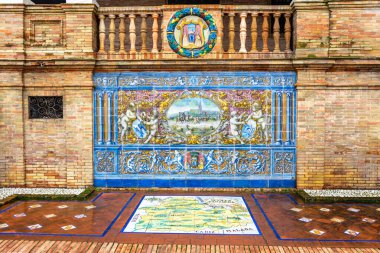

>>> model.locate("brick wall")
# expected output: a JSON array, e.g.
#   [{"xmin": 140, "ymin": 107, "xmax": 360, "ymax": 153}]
[
  {"xmin": 329, "ymin": 6, "xmax": 380, "ymax": 57},
  {"xmin": 22, "ymin": 71, "xmax": 93, "ymax": 188},
  {"xmin": 296, "ymin": 70, "xmax": 380, "ymax": 189},
  {"xmin": 0, "ymin": 0, "xmax": 379, "ymax": 189}
]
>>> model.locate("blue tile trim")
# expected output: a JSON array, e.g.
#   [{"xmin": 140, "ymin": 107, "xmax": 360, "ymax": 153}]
[
  {"xmin": 94, "ymin": 179, "xmax": 296, "ymax": 188},
  {"xmin": 252, "ymin": 194, "xmax": 380, "ymax": 243},
  {"xmin": 0, "ymin": 193, "xmax": 136, "ymax": 238},
  {"xmin": 94, "ymin": 71, "xmax": 297, "ymax": 89},
  {"xmin": 121, "ymin": 195, "xmax": 262, "ymax": 235}
]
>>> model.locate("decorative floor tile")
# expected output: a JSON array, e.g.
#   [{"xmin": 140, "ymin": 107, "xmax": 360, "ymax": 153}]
[
  {"xmin": 0, "ymin": 193, "xmax": 134, "ymax": 236},
  {"xmin": 362, "ymin": 218, "xmax": 376, "ymax": 223},
  {"xmin": 347, "ymin": 208, "xmax": 360, "ymax": 213},
  {"xmin": 29, "ymin": 204, "xmax": 42, "ymax": 209},
  {"xmin": 14, "ymin": 213, "xmax": 26, "ymax": 218},
  {"xmin": 309, "ymin": 229, "xmax": 325, "ymax": 236},
  {"xmin": 290, "ymin": 207, "xmax": 302, "ymax": 212},
  {"xmin": 74, "ymin": 214, "xmax": 87, "ymax": 219},
  {"xmin": 123, "ymin": 196, "xmax": 260, "ymax": 235},
  {"xmin": 0, "ymin": 224, "xmax": 8, "ymax": 229},
  {"xmin": 344, "ymin": 229, "xmax": 360, "ymax": 236},
  {"xmin": 61, "ymin": 225, "xmax": 76, "ymax": 231},
  {"xmin": 27, "ymin": 224, "xmax": 42, "ymax": 230},
  {"xmin": 299, "ymin": 217, "xmax": 312, "ymax": 223},
  {"xmin": 44, "ymin": 214, "xmax": 57, "ymax": 219},
  {"xmin": 253, "ymin": 193, "xmax": 380, "ymax": 242},
  {"xmin": 330, "ymin": 217, "xmax": 345, "ymax": 223}
]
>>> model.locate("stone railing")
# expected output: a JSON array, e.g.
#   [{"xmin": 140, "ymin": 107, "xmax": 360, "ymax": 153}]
[{"xmin": 96, "ymin": 5, "xmax": 293, "ymax": 60}]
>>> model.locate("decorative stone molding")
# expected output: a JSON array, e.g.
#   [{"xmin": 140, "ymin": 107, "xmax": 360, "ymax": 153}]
[
  {"xmin": 0, "ymin": 0, "xmax": 34, "ymax": 4},
  {"xmin": 66, "ymin": 0, "xmax": 99, "ymax": 7}
]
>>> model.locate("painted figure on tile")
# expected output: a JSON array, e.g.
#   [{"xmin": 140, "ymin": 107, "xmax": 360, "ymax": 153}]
[
  {"xmin": 229, "ymin": 111, "xmax": 246, "ymax": 144},
  {"xmin": 165, "ymin": 150, "xmax": 185, "ymax": 172},
  {"xmin": 120, "ymin": 103, "xmax": 137, "ymax": 141},
  {"xmin": 176, "ymin": 17, "xmax": 208, "ymax": 49},
  {"xmin": 142, "ymin": 109, "xmax": 159, "ymax": 144},
  {"xmin": 246, "ymin": 102, "xmax": 270, "ymax": 141}
]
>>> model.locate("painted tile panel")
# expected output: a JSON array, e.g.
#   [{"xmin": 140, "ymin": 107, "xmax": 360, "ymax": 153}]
[{"xmin": 93, "ymin": 72, "xmax": 296, "ymax": 187}]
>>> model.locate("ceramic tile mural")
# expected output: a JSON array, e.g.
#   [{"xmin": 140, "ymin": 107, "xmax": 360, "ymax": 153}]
[{"xmin": 93, "ymin": 72, "xmax": 296, "ymax": 188}]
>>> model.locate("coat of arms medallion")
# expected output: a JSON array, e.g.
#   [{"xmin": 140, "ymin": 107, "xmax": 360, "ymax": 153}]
[{"xmin": 167, "ymin": 7, "xmax": 217, "ymax": 58}]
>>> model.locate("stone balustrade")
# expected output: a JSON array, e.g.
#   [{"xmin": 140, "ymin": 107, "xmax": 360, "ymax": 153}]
[{"xmin": 96, "ymin": 5, "xmax": 293, "ymax": 59}]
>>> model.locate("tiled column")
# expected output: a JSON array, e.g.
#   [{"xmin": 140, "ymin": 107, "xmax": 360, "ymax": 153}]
[
  {"xmin": 98, "ymin": 92, "xmax": 104, "ymax": 145},
  {"xmin": 276, "ymin": 91, "xmax": 283, "ymax": 145},
  {"xmin": 285, "ymin": 92, "xmax": 292, "ymax": 145},
  {"xmin": 107, "ymin": 92, "xmax": 112, "ymax": 145}
]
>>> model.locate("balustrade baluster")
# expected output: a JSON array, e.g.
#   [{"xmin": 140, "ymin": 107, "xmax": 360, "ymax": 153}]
[
  {"xmin": 119, "ymin": 14, "xmax": 126, "ymax": 54},
  {"xmin": 285, "ymin": 13, "xmax": 292, "ymax": 53},
  {"xmin": 98, "ymin": 14, "xmax": 106, "ymax": 53},
  {"xmin": 141, "ymin": 14, "xmax": 147, "ymax": 53},
  {"xmin": 262, "ymin": 13, "xmax": 269, "ymax": 53},
  {"xmin": 109, "ymin": 14, "xmax": 116, "ymax": 54},
  {"xmin": 129, "ymin": 14, "xmax": 136, "ymax": 54},
  {"xmin": 273, "ymin": 13, "xmax": 281, "ymax": 53},
  {"xmin": 228, "ymin": 13, "xmax": 235, "ymax": 53},
  {"xmin": 239, "ymin": 12, "xmax": 247, "ymax": 53},
  {"xmin": 251, "ymin": 13, "xmax": 258, "ymax": 53},
  {"xmin": 152, "ymin": 13, "xmax": 159, "ymax": 53},
  {"xmin": 218, "ymin": 13, "xmax": 224, "ymax": 52}
]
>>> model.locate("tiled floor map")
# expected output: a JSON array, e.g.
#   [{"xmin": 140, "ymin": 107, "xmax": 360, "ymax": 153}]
[
  {"xmin": 123, "ymin": 196, "xmax": 260, "ymax": 235},
  {"xmin": 253, "ymin": 193, "xmax": 380, "ymax": 242},
  {"xmin": 0, "ymin": 192, "xmax": 134, "ymax": 237}
]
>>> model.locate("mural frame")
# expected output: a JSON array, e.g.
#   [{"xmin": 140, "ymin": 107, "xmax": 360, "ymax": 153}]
[{"xmin": 93, "ymin": 72, "xmax": 297, "ymax": 188}]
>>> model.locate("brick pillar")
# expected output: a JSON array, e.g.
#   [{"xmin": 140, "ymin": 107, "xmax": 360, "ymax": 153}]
[
  {"xmin": 0, "ymin": 72, "xmax": 25, "ymax": 187},
  {"xmin": 291, "ymin": 0, "xmax": 330, "ymax": 58},
  {"xmin": 65, "ymin": 86, "xmax": 93, "ymax": 188},
  {"xmin": 296, "ymin": 68, "xmax": 329, "ymax": 189}
]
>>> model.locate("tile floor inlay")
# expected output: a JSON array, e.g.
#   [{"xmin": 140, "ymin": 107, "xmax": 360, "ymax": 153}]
[
  {"xmin": 0, "ymin": 192, "xmax": 135, "ymax": 237},
  {"xmin": 123, "ymin": 196, "xmax": 260, "ymax": 235},
  {"xmin": 253, "ymin": 193, "xmax": 380, "ymax": 242}
]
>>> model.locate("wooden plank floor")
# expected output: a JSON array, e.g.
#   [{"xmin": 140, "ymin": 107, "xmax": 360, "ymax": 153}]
[{"xmin": 0, "ymin": 240, "xmax": 378, "ymax": 253}]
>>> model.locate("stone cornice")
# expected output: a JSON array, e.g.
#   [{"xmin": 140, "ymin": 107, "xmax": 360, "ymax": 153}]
[
  {"xmin": 0, "ymin": 5, "xmax": 26, "ymax": 13},
  {"xmin": 327, "ymin": 0, "xmax": 380, "ymax": 9},
  {"xmin": 1, "ymin": 58, "xmax": 380, "ymax": 72},
  {"xmin": 290, "ymin": 0, "xmax": 328, "ymax": 11}
]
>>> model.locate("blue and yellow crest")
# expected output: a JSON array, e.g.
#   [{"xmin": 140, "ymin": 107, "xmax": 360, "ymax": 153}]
[{"xmin": 167, "ymin": 7, "xmax": 217, "ymax": 58}]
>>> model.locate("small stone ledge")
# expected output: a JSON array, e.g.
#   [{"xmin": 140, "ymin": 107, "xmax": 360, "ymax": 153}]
[
  {"xmin": 299, "ymin": 189, "xmax": 380, "ymax": 204},
  {"xmin": 0, "ymin": 187, "xmax": 94, "ymax": 206}
]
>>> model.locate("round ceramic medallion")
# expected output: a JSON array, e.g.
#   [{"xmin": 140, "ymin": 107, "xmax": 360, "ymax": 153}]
[{"xmin": 167, "ymin": 7, "xmax": 217, "ymax": 58}]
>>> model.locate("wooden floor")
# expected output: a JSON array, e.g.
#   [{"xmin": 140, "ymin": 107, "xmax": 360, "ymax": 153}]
[{"xmin": 0, "ymin": 240, "xmax": 379, "ymax": 253}]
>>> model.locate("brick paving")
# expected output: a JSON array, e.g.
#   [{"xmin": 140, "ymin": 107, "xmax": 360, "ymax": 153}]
[{"xmin": 0, "ymin": 241, "xmax": 379, "ymax": 253}]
